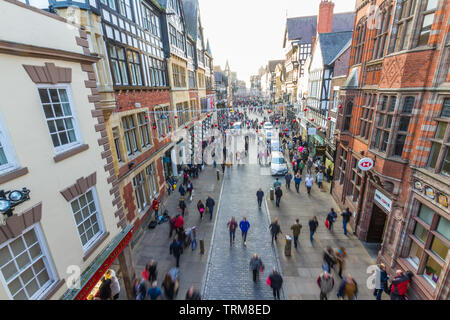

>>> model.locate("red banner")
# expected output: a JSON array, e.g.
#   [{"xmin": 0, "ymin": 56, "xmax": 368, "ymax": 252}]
[{"xmin": 74, "ymin": 227, "xmax": 134, "ymax": 300}]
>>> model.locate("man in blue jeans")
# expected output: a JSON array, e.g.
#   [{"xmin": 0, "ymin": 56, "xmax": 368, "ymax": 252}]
[
  {"xmin": 341, "ymin": 208, "xmax": 352, "ymax": 236},
  {"xmin": 256, "ymin": 188, "xmax": 264, "ymax": 208},
  {"xmin": 239, "ymin": 217, "xmax": 250, "ymax": 246}
]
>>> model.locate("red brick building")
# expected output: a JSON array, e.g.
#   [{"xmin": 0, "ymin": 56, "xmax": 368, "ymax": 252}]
[{"xmin": 333, "ymin": 0, "xmax": 449, "ymax": 299}]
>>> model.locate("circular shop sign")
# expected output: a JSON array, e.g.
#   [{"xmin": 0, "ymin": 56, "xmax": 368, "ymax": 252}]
[{"xmin": 358, "ymin": 157, "xmax": 374, "ymax": 171}]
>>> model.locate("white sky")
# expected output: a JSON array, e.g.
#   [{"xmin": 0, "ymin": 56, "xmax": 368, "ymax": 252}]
[{"xmin": 198, "ymin": 0, "xmax": 356, "ymax": 86}]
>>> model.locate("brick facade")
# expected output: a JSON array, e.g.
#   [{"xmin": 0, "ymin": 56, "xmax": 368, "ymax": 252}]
[{"xmin": 333, "ymin": 0, "xmax": 450, "ymax": 300}]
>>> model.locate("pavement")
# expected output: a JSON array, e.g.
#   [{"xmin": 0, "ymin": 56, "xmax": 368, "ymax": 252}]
[
  {"xmin": 265, "ymin": 170, "xmax": 379, "ymax": 300},
  {"xmin": 130, "ymin": 165, "xmax": 223, "ymax": 299}
]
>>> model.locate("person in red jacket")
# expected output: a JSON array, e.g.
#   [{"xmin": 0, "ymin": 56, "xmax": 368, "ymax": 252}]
[
  {"xmin": 152, "ymin": 199, "xmax": 160, "ymax": 222},
  {"xmin": 174, "ymin": 214, "xmax": 184, "ymax": 232},
  {"xmin": 390, "ymin": 270, "xmax": 413, "ymax": 300}
]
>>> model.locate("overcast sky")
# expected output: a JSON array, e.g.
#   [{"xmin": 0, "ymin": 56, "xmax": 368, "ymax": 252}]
[{"xmin": 198, "ymin": 0, "xmax": 356, "ymax": 86}]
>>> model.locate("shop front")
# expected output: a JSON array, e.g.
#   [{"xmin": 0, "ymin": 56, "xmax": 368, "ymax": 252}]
[
  {"xmin": 393, "ymin": 169, "xmax": 450, "ymax": 300},
  {"xmin": 61, "ymin": 225, "xmax": 134, "ymax": 300}
]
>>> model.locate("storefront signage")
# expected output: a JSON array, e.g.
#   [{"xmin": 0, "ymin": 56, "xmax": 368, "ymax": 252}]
[
  {"xmin": 374, "ymin": 189, "xmax": 392, "ymax": 213},
  {"xmin": 414, "ymin": 181, "xmax": 423, "ymax": 192},
  {"xmin": 438, "ymin": 194, "xmax": 447, "ymax": 207},
  {"xmin": 62, "ymin": 225, "xmax": 134, "ymax": 300},
  {"xmin": 425, "ymin": 187, "xmax": 435, "ymax": 200},
  {"xmin": 358, "ymin": 157, "xmax": 374, "ymax": 171}
]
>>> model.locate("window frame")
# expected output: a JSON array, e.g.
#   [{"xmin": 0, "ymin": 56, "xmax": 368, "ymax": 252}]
[
  {"xmin": 372, "ymin": 3, "xmax": 392, "ymax": 60},
  {"xmin": 0, "ymin": 224, "xmax": 58, "ymax": 300},
  {"xmin": 36, "ymin": 85, "xmax": 83, "ymax": 155},
  {"xmin": 0, "ymin": 113, "xmax": 19, "ymax": 175},
  {"xmin": 391, "ymin": 0, "xmax": 417, "ymax": 53},
  {"xmin": 427, "ymin": 97, "xmax": 450, "ymax": 176}
]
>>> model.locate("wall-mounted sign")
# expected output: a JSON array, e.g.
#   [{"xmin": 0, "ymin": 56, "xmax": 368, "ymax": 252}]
[
  {"xmin": 425, "ymin": 187, "xmax": 435, "ymax": 200},
  {"xmin": 358, "ymin": 157, "xmax": 374, "ymax": 171},
  {"xmin": 374, "ymin": 189, "xmax": 392, "ymax": 213},
  {"xmin": 308, "ymin": 128, "xmax": 317, "ymax": 136},
  {"xmin": 438, "ymin": 194, "xmax": 448, "ymax": 208},
  {"xmin": 414, "ymin": 181, "xmax": 423, "ymax": 192}
]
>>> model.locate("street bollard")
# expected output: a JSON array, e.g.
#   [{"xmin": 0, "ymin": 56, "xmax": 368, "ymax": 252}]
[
  {"xmin": 216, "ymin": 170, "xmax": 220, "ymax": 181},
  {"xmin": 270, "ymin": 188, "xmax": 274, "ymax": 201},
  {"xmin": 285, "ymin": 235, "xmax": 292, "ymax": 256},
  {"xmin": 199, "ymin": 239, "xmax": 205, "ymax": 254}
]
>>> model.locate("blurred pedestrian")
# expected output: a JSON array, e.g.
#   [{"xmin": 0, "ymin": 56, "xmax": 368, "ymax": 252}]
[
  {"xmin": 256, "ymin": 188, "xmax": 264, "ymax": 208},
  {"xmin": 308, "ymin": 216, "xmax": 319, "ymax": 242},
  {"xmin": 341, "ymin": 208, "xmax": 352, "ymax": 236},
  {"xmin": 147, "ymin": 281, "xmax": 162, "ymax": 300},
  {"xmin": 305, "ymin": 174, "xmax": 314, "ymax": 195},
  {"xmin": 170, "ymin": 236, "xmax": 183, "ymax": 268},
  {"xmin": 249, "ymin": 253, "xmax": 264, "ymax": 282},
  {"xmin": 178, "ymin": 197, "xmax": 187, "ymax": 217},
  {"xmin": 186, "ymin": 286, "xmax": 201, "ymax": 300},
  {"xmin": 390, "ymin": 270, "xmax": 413, "ymax": 300},
  {"xmin": 268, "ymin": 269, "xmax": 283, "ymax": 300},
  {"xmin": 335, "ymin": 246, "xmax": 347, "ymax": 279},
  {"xmin": 133, "ymin": 278, "xmax": 147, "ymax": 300},
  {"xmin": 151, "ymin": 199, "xmax": 160, "ymax": 223},
  {"xmin": 285, "ymin": 171, "xmax": 292, "ymax": 190},
  {"xmin": 323, "ymin": 246, "xmax": 336, "ymax": 273},
  {"xmin": 337, "ymin": 274, "xmax": 358, "ymax": 300},
  {"xmin": 197, "ymin": 199, "xmax": 205, "ymax": 220},
  {"xmin": 317, "ymin": 271, "xmax": 334, "ymax": 300},
  {"xmin": 327, "ymin": 208, "xmax": 337, "ymax": 231},
  {"xmin": 294, "ymin": 172, "xmax": 302, "ymax": 193},
  {"xmin": 269, "ymin": 218, "xmax": 282, "ymax": 243},
  {"xmin": 275, "ymin": 187, "xmax": 283, "ymax": 207},
  {"xmin": 206, "ymin": 195, "xmax": 215, "ymax": 220},
  {"xmin": 290, "ymin": 219, "xmax": 302, "ymax": 249},
  {"xmin": 374, "ymin": 263, "xmax": 389, "ymax": 300},
  {"xmin": 227, "ymin": 217, "xmax": 238, "ymax": 246}
]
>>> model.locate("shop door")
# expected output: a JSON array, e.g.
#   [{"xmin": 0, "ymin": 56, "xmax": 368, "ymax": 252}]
[{"xmin": 367, "ymin": 204, "xmax": 388, "ymax": 243}]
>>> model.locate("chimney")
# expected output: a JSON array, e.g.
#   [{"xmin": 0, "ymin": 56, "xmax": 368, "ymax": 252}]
[{"xmin": 317, "ymin": 0, "xmax": 335, "ymax": 34}]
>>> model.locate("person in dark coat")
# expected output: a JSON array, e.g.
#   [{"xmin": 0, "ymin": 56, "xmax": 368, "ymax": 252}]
[
  {"xmin": 309, "ymin": 216, "xmax": 319, "ymax": 242},
  {"xmin": 341, "ymin": 208, "xmax": 352, "ymax": 236},
  {"xmin": 337, "ymin": 274, "xmax": 358, "ymax": 300},
  {"xmin": 162, "ymin": 273, "xmax": 177, "ymax": 300},
  {"xmin": 256, "ymin": 188, "xmax": 264, "ymax": 208},
  {"xmin": 249, "ymin": 253, "xmax": 264, "ymax": 282},
  {"xmin": 268, "ymin": 269, "xmax": 283, "ymax": 300},
  {"xmin": 170, "ymin": 236, "xmax": 183, "ymax": 268},
  {"xmin": 178, "ymin": 197, "xmax": 187, "ymax": 217},
  {"xmin": 275, "ymin": 187, "xmax": 283, "ymax": 207},
  {"xmin": 197, "ymin": 200, "xmax": 205, "ymax": 220},
  {"xmin": 327, "ymin": 208, "xmax": 338, "ymax": 231},
  {"xmin": 284, "ymin": 172, "xmax": 292, "ymax": 190},
  {"xmin": 98, "ymin": 276, "xmax": 112, "ymax": 300},
  {"xmin": 178, "ymin": 184, "xmax": 186, "ymax": 197},
  {"xmin": 269, "ymin": 218, "xmax": 282, "ymax": 242},
  {"xmin": 323, "ymin": 247, "xmax": 336, "ymax": 273},
  {"xmin": 205, "ymin": 195, "xmax": 215, "ymax": 220}
]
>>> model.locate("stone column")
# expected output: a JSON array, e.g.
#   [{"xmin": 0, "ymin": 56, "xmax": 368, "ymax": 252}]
[{"xmin": 118, "ymin": 244, "xmax": 136, "ymax": 300}]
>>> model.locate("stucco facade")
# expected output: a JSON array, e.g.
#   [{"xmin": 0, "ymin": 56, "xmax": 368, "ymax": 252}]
[{"xmin": 0, "ymin": 0, "xmax": 126, "ymax": 300}]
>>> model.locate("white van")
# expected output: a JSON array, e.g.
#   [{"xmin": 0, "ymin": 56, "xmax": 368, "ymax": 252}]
[
  {"xmin": 271, "ymin": 151, "xmax": 288, "ymax": 176},
  {"xmin": 264, "ymin": 122, "xmax": 273, "ymax": 130},
  {"xmin": 271, "ymin": 139, "xmax": 280, "ymax": 152},
  {"xmin": 232, "ymin": 122, "xmax": 242, "ymax": 131}
]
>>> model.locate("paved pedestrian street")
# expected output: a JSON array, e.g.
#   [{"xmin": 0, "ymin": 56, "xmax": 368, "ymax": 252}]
[{"xmin": 202, "ymin": 164, "xmax": 284, "ymax": 300}]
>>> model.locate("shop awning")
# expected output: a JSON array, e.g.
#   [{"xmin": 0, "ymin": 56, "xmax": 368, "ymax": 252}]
[
  {"xmin": 61, "ymin": 225, "xmax": 134, "ymax": 300},
  {"xmin": 313, "ymin": 134, "xmax": 324, "ymax": 145}
]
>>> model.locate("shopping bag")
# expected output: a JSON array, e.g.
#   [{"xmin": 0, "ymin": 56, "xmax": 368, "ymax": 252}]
[
  {"xmin": 325, "ymin": 220, "xmax": 329, "ymax": 229},
  {"xmin": 266, "ymin": 277, "xmax": 271, "ymax": 286}
]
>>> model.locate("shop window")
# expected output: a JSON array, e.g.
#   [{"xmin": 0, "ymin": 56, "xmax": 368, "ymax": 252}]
[
  {"xmin": 418, "ymin": 204, "xmax": 434, "ymax": 225},
  {"xmin": 407, "ymin": 240, "xmax": 423, "ymax": 269},
  {"xmin": 413, "ymin": 222, "xmax": 428, "ymax": 243},
  {"xmin": 427, "ymin": 98, "xmax": 450, "ymax": 176},
  {"xmin": 436, "ymin": 216, "xmax": 450, "ymax": 241},
  {"xmin": 424, "ymin": 256, "xmax": 441, "ymax": 286},
  {"xmin": 430, "ymin": 236, "xmax": 448, "ymax": 261}
]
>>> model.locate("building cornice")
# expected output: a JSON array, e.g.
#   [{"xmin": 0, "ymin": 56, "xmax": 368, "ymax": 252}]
[{"xmin": 0, "ymin": 40, "xmax": 99, "ymax": 64}]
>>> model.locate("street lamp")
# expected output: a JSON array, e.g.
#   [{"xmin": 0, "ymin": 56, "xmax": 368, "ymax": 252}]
[{"xmin": 0, "ymin": 188, "xmax": 31, "ymax": 225}]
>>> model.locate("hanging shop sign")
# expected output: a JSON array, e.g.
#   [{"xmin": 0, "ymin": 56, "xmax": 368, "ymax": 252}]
[
  {"xmin": 62, "ymin": 225, "xmax": 134, "ymax": 300},
  {"xmin": 358, "ymin": 157, "xmax": 374, "ymax": 171},
  {"xmin": 374, "ymin": 189, "xmax": 392, "ymax": 213}
]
